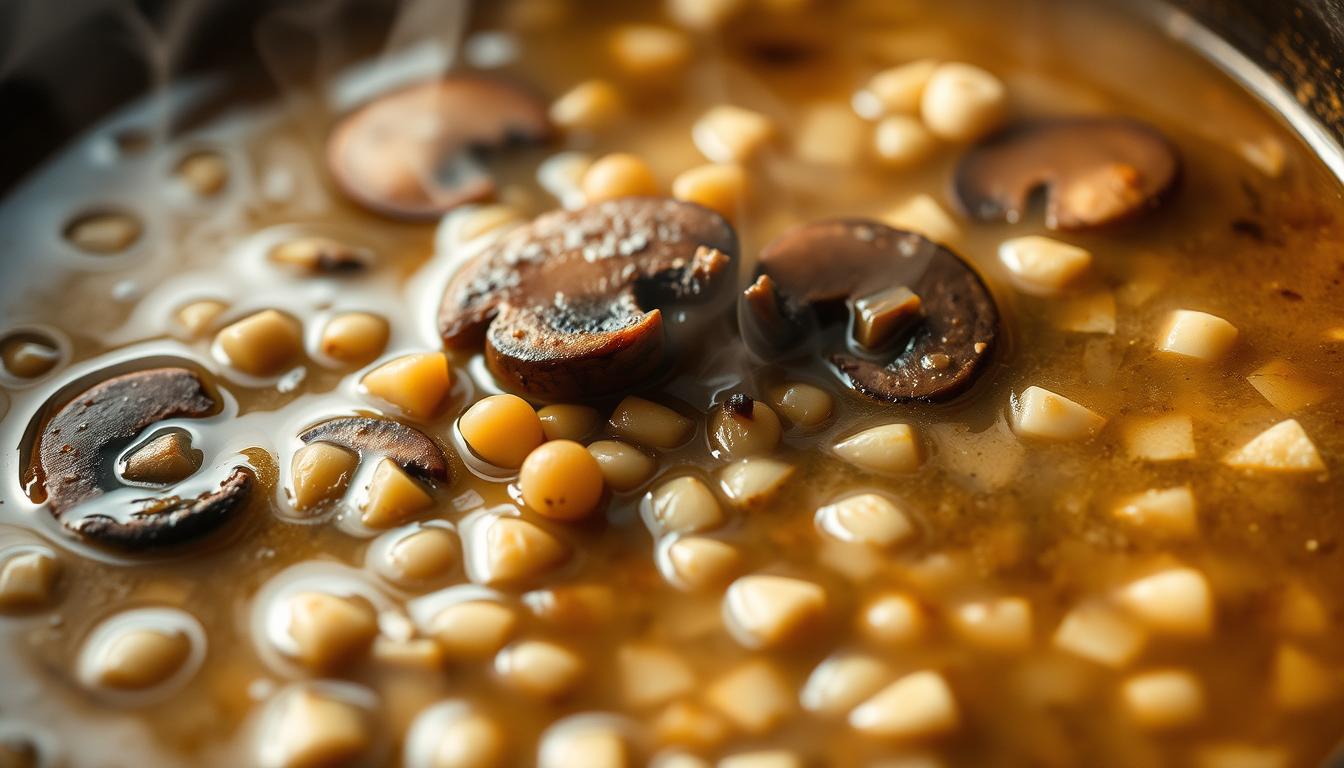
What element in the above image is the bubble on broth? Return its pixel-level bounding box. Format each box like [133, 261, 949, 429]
[173, 149, 231, 198]
[0, 720, 61, 768]
[63, 209, 144, 255]
[0, 541, 62, 612]
[0, 327, 66, 382]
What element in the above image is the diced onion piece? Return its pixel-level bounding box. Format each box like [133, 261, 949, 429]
[692, 105, 775, 164]
[704, 659, 795, 734]
[998, 236, 1091, 296]
[1223, 419, 1325, 473]
[1120, 669, 1205, 730]
[1271, 643, 1341, 711]
[834, 424, 922, 474]
[1010, 386, 1106, 441]
[849, 670, 960, 739]
[1156, 310, 1238, 362]
[947, 597, 1033, 653]
[1111, 487, 1198, 538]
[1052, 603, 1147, 668]
[723, 574, 827, 649]
[1116, 567, 1213, 638]
[1246, 359, 1330, 413]
[800, 653, 891, 717]
[881, 194, 961, 245]
[719, 457, 795, 508]
[1121, 414, 1196, 462]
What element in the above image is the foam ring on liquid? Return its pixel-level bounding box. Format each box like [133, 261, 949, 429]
[364, 519, 460, 591]
[0, 719, 61, 768]
[0, 324, 71, 388]
[75, 606, 207, 705]
[405, 583, 510, 636]
[249, 561, 398, 678]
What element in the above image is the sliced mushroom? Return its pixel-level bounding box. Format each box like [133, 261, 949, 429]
[326, 75, 552, 220]
[78, 470, 254, 549]
[33, 367, 254, 548]
[439, 197, 739, 399]
[298, 416, 449, 482]
[953, 117, 1181, 230]
[748, 219, 998, 402]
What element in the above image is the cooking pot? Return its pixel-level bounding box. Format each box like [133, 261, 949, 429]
[0, 0, 1341, 764]
[1, 0, 1342, 194]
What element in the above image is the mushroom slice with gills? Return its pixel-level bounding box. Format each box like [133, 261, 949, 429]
[749, 219, 998, 403]
[298, 416, 450, 482]
[32, 367, 254, 549]
[953, 117, 1181, 230]
[439, 197, 739, 399]
[326, 75, 553, 220]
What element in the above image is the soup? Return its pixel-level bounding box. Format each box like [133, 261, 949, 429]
[1, 0, 1342, 766]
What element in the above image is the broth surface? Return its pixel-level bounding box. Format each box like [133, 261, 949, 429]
[1, 1, 1343, 766]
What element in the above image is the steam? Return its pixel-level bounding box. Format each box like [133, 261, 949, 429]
[0, 0, 206, 141]
[113, 0, 211, 147]
[383, 0, 472, 64]
[0, 0, 124, 80]
[253, 0, 473, 164]
[258, 0, 472, 110]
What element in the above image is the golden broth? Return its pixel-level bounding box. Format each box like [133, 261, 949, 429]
[0, 0, 1342, 766]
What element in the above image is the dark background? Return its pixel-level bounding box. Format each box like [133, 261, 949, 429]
[0, 0, 1341, 194]
[0, 0, 399, 195]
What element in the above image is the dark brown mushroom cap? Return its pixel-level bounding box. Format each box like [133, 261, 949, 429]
[34, 367, 252, 548]
[298, 416, 449, 482]
[73, 468, 255, 549]
[439, 197, 739, 399]
[952, 117, 1180, 230]
[753, 219, 998, 402]
[326, 75, 552, 220]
